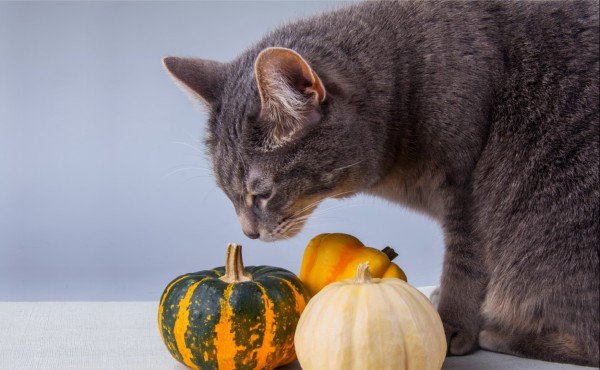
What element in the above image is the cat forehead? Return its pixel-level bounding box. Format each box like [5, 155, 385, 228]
[208, 134, 263, 184]
[207, 74, 260, 140]
[212, 145, 246, 195]
[221, 56, 259, 104]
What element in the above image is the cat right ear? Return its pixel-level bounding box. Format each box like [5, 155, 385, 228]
[254, 47, 327, 148]
[162, 56, 225, 107]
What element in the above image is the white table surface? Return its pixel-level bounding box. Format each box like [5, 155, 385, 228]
[0, 289, 596, 370]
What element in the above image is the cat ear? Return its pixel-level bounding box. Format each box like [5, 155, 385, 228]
[162, 56, 225, 106]
[254, 47, 326, 144]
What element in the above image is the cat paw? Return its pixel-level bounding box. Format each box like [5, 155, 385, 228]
[478, 329, 507, 353]
[443, 321, 478, 355]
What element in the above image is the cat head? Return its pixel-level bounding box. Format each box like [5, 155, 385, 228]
[163, 47, 377, 241]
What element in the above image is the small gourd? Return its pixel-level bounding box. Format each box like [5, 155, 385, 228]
[158, 243, 309, 370]
[294, 262, 446, 370]
[299, 233, 407, 296]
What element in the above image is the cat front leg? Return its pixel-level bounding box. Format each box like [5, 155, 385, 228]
[436, 196, 487, 355]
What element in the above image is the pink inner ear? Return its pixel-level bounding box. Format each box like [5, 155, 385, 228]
[279, 54, 326, 104]
[308, 70, 326, 104]
[274, 55, 315, 90]
[254, 47, 327, 149]
[256, 47, 326, 106]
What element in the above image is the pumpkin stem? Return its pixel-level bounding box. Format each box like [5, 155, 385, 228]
[381, 246, 398, 261]
[219, 243, 253, 283]
[355, 262, 373, 284]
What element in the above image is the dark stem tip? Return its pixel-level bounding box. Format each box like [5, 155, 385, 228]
[381, 246, 398, 261]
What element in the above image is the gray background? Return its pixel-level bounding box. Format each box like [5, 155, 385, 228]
[0, 1, 443, 301]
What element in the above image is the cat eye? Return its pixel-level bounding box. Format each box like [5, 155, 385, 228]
[252, 191, 272, 211]
[254, 191, 272, 203]
[255, 191, 272, 201]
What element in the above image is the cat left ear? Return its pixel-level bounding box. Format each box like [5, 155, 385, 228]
[162, 56, 225, 107]
[255, 47, 326, 147]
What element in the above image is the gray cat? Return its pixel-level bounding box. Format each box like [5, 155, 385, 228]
[162, 0, 599, 366]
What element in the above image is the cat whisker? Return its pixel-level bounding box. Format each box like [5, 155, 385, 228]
[285, 221, 321, 236]
[181, 174, 213, 185]
[278, 202, 361, 237]
[163, 166, 211, 179]
[287, 190, 357, 219]
[287, 203, 319, 220]
[170, 140, 205, 154]
[332, 160, 365, 172]
[311, 202, 361, 215]
[183, 129, 204, 147]
[291, 211, 350, 226]
[319, 190, 358, 203]
[289, 200, 346, 220]
[270, 193, 362, 239]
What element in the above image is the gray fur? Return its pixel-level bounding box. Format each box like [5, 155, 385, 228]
[163, 0, 599, 366]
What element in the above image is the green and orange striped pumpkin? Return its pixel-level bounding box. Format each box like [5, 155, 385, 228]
[158, 243, 310, 370]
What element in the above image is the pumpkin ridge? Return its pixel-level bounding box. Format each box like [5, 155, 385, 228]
[158, 274, 190, 347]
[298, 234, 326, 280]
[261, 278, 304, 368]
[378, 283, 409, 369]
[324, 247, 362, 286]
[248, 265, 275, 275]
[213, 283, 238, 368]
[395, 282, 444, 369]
[173, 277, 209, 369]
[273, 276, 308, 317]
[186, 278, 225, 370]
[160, 274, 217, 365]
[391, 283, 427, 368]
[333, 285, 358, 369]
[254, 282, 277, 369]
[229, 282, 266, 369]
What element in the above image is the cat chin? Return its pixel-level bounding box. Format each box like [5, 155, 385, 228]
[259, 234, 286, 243]
[260, 220, 306, 242]
[260, 229, 302, 243]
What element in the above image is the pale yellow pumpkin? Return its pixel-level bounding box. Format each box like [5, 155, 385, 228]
[294, 262, 446, 370]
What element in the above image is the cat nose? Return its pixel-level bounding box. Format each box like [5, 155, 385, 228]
[238, 211, 260, 239]
[243, 230, 260, 239]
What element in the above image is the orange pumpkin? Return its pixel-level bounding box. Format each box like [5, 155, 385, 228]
[299, 233, 407, 296]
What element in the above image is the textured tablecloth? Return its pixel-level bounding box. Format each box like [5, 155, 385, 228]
[0, 296, 596, 370]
